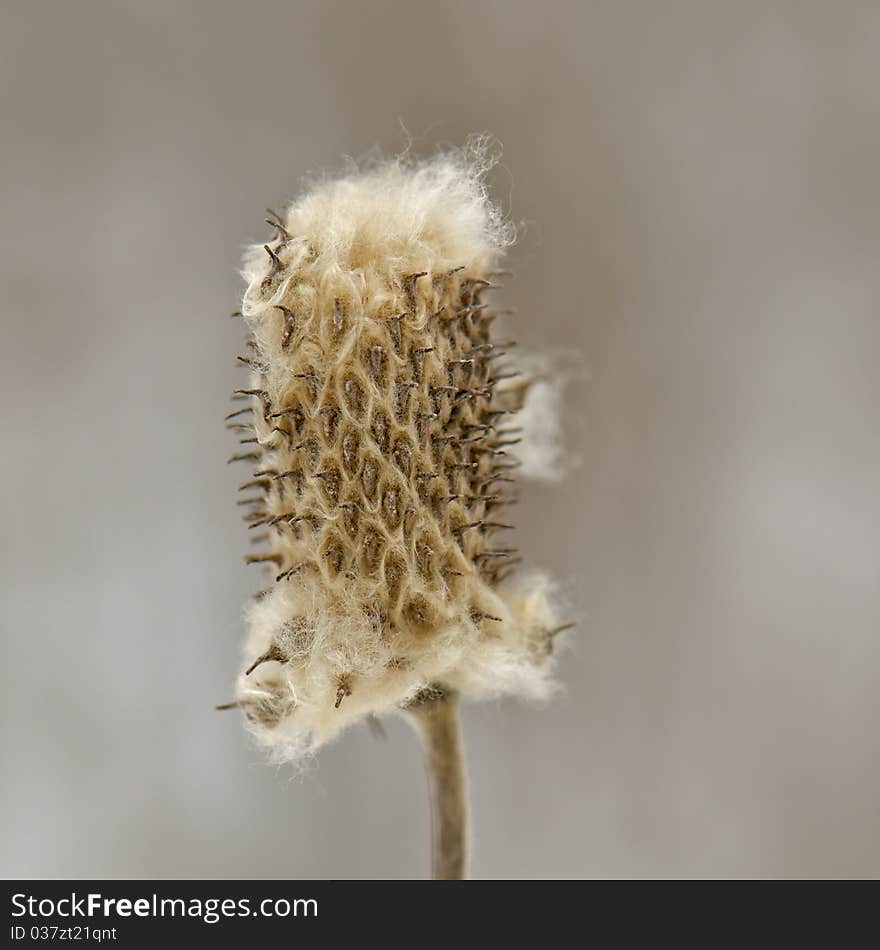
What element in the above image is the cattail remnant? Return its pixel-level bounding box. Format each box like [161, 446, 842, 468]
[227, 145, 565, 878]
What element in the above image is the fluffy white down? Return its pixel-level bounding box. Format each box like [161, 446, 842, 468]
[233, 146, 564, 761]
[241, 143, 514, 296]
[236, 571, 560, 762]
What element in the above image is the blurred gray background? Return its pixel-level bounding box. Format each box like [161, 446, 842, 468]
[2, 1, 878, 879]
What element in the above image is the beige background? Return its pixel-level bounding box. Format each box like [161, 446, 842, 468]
[2, 1, 878, 878]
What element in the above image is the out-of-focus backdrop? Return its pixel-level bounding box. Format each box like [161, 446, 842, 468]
[2, 1, 878, 879]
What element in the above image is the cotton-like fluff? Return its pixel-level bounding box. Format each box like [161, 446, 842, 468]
[228, 147, 564, 761]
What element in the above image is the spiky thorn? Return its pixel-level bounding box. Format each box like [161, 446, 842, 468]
[441, 567, 465, 584]
[548, 622, 576, 640]
[395, 380, 418, 414]
[458, 493, 502, 505]
[264, 511, 301, 528]
[474, 549, 517, 563]
[437, 434, 484, 449]
[264, 211, 291, 242]
[276, 563, 305, 583]
[411, 346, 435, 383]
[452, 304, 488, 328]
[245, 643, 286, 676]
[490, 460, 522, 474]
[238, 478, 269, 491]
[236, 496, 264, 507]
[335, 675, 353, 709]
[265, 207, 286, 229]
[232, 387, 270, 403]
[469, 609, 503, 624]
[263, 243, 283, 272]
[244, 552, 281, 567]
[448, 462, 479, 474]
[477, 473, 516, 487]
[386, 313, 404, 352]
[461, 278, 491, 304]
[227, 452, 260, 464]
[404, 272, 428, 308]
[274, 305, 297, 349]
[487, 371, 523, 385]
[225, 406, 253, 421]
[471, 446, 510, 459]
[271, 466, 305, 482]
[268, 427, 300, 449]
[215, 701, 240, 711]
[269, 406, 308, 421]
[453, 387, 492, 404]
[484, 495, 519, 512]
[238, 478, 270, 492]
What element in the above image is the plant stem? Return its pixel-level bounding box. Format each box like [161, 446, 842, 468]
[408, 692, 469, 880]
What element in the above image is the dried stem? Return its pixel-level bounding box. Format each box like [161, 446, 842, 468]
[407, 691, 469, 880]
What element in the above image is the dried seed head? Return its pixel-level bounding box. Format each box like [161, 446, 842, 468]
[230, 146, 565, 761]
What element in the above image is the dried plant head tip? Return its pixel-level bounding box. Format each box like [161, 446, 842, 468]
[229, 145, 565, 761]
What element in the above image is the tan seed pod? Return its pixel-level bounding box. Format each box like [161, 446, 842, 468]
[229, 148, 564, 763]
